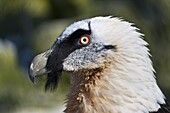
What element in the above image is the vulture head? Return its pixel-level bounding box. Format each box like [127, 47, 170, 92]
[29, 16, 169, 113]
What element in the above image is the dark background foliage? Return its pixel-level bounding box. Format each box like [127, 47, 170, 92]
[0, 0, 170, 112]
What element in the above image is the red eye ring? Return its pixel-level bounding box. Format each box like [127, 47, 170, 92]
[79, 34, 91, 45]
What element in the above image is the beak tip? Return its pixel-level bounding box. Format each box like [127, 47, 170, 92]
[28, 68, 37, 84]
[29, 75, 35, 84]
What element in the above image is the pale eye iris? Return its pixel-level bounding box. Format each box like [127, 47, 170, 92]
[81, 37, 88, 44]
[80, 35, 90, 45]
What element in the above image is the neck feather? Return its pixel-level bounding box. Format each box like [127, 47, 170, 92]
[65, 62, 165, 113]
[64, 67, 108, 113]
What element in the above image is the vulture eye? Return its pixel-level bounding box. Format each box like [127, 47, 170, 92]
[79, 34, 91, 45]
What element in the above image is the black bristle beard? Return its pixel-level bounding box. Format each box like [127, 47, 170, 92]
[45, 69, 62, 91]
[45, 45, 64, 91]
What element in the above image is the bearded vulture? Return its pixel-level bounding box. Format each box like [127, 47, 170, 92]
[29, 16, 170, 113]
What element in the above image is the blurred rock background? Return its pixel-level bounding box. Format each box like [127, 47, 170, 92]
[0, 0, 170, 113]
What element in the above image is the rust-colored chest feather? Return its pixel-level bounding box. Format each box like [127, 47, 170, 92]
[64, 67, 114, 113]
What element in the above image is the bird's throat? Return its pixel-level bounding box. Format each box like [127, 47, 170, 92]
[64, 67, 113, 113]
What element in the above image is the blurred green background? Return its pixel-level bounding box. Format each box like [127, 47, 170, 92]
[0, 0, 170, 113]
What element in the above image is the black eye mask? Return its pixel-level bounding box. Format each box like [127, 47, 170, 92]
[45, 29, 91, 91]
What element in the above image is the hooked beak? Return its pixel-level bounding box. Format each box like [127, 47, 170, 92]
[29, 49, 52, 84]
[29, 36, 78, 90]
[29, 44, 64, 91]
